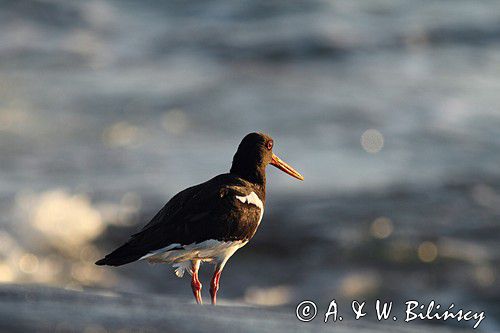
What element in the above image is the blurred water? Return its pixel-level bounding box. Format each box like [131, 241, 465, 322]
[1, 0, 500, 329]
[2, 0, 500, 197]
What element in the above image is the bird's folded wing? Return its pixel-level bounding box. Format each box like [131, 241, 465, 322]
[96, 174, 262, 266]
[120, 177, 255, 257]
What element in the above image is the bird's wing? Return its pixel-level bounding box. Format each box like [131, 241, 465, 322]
[138, 182, 205, 231]
[96, 175, 262, 266]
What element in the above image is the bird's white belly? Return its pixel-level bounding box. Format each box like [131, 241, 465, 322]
[143, 239, 247, 264]
[143, 239, 247, 277]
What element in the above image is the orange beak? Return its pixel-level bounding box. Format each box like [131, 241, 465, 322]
[270, 153, 304, 181]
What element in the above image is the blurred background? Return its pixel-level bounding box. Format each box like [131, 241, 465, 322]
[0, 0, 499, 330]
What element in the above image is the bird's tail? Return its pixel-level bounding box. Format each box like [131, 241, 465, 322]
[95, 242, 145, 266]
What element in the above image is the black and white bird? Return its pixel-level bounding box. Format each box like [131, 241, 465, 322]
[96, 132, 303, 304]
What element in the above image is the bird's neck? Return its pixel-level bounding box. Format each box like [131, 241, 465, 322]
[230, 163, 267, 187]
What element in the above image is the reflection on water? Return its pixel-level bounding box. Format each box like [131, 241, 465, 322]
[0, 188, 140, 288]
[0, 0, 499, 328]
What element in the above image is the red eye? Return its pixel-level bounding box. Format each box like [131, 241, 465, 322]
[266, 140, 273, 150]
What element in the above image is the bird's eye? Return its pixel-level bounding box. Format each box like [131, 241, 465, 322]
[266, 140, 273, 150]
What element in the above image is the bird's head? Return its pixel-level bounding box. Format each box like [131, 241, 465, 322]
[230, 132, 304, 184]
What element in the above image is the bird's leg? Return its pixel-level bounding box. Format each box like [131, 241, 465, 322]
[190, 260, 202, 304]
[210, 263, 223, 305]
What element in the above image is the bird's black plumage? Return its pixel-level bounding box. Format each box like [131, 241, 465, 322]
[96, 133, 272, 266]
[96, 174, 264, 266]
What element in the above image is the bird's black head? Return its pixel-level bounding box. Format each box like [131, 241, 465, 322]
[230, 132, 303, 185]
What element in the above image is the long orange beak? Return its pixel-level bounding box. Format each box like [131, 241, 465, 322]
[270, 153, 304, 181]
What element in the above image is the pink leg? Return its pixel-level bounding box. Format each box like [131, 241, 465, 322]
[210, 265, 223, 305]
[190, 260, 202, 304]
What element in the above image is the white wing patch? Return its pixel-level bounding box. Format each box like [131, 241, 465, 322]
[235, 191, 264, 224]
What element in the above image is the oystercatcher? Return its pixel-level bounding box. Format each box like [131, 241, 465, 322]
[96, 132, 303, 304]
